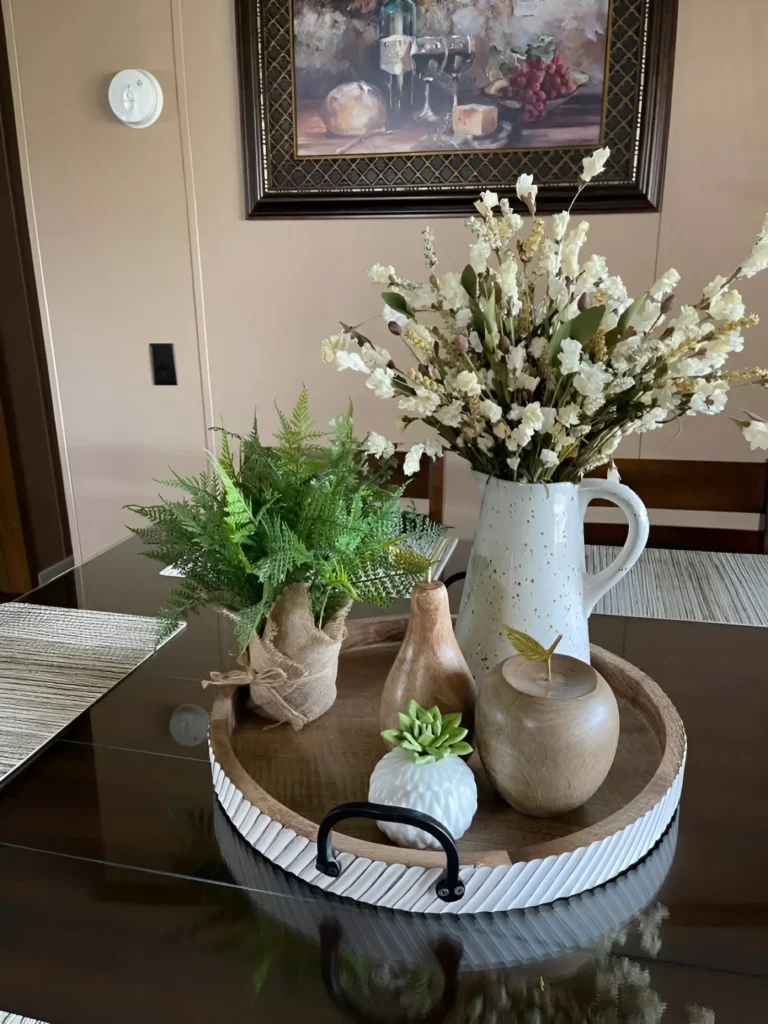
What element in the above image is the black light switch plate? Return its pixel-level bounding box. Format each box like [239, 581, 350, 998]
[150, 343, 177, 386]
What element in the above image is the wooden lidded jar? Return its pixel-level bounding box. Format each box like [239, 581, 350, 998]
[475, 653, 619, 817]
[380, 581, 476, 742]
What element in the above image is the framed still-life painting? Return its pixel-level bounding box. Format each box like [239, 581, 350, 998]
[236, 0, 677, 217]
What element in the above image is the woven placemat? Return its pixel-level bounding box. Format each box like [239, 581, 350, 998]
[589, 546, 768, 627]
[1, 1011, 49, 1022]
[0, 603, 182, 785]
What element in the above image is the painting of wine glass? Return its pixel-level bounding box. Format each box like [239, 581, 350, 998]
[292, 0, 610, 157]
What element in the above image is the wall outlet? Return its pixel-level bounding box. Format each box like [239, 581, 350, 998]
[150, 343, 177, 385]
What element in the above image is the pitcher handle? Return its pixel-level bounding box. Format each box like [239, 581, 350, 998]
[579, 478, 649, 615]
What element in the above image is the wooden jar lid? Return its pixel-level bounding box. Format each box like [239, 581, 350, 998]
[502, 653, 600, 700]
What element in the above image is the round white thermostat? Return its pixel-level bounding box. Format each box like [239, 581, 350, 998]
[108, 69, 163, 128]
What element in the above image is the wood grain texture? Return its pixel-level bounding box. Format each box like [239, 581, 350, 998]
[587, 458, 768, 553]
[386, 452, 445, 524]
[589, 458, 768, 513]
[586, 522, 766, 554]
[209, 617, 686, 911]
[379, 582, 476, 743]
[476, 655, 620, 817]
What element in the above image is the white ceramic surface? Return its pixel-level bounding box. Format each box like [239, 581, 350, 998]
[367, 747, 478, 851]
[455, 478, 649, 677]
[210, 740, 684, 914]
[215, 797, 680, 969]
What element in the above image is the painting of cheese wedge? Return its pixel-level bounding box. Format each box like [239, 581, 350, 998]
[293, 0, 609, 157]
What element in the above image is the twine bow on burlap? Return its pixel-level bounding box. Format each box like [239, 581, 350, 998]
[201, 583, 350, 731]
[203, 663, 308, 730]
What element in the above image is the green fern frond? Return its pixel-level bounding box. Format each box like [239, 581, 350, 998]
[253, 516, 312, 588]
[208, 454, 256, 539]
[274, 385, 325, 454]
[128, 388, 444, 644]
[234, 603, 269, 651]
[216, 424, 240, 479]
[388, 546, 434, 577]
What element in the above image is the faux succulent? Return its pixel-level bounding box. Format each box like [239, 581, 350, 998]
[381, 700, 472, 765]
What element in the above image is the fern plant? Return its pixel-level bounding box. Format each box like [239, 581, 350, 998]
[128, 387, 443, 647]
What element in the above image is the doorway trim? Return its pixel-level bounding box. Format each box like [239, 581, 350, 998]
[0, 0, 74, 585]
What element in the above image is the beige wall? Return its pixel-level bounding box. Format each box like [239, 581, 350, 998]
[3, 0, 768, 559]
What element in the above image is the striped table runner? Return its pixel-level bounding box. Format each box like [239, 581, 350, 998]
[0, 604, 182, 784]
[588, 546, 768, 626]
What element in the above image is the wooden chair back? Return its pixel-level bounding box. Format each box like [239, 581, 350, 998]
[389, 452, 445, 524]
[585, 458, 768, 553]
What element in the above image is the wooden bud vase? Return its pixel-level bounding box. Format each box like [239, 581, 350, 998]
[380, 581, 477, 742]
[476, 653, 619, 817]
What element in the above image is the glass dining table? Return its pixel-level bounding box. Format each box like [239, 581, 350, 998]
[0, 537, 766, 1023]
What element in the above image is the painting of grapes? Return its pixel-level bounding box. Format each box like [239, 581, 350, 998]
[293, 0, 610, 157]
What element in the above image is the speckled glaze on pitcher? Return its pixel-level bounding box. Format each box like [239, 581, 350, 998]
[455, 478, 649, 679]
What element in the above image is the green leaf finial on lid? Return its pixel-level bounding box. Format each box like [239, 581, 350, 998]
[504, 626, 563, 683]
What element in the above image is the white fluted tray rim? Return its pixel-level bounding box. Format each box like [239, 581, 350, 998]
[213, 795, 679, 970]
[208, 621, 686, 915]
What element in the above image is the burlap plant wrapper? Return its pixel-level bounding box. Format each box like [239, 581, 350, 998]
[203, 583, 350, 730]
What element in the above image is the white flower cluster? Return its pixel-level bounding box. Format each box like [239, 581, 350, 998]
[322, 152, 768, 482]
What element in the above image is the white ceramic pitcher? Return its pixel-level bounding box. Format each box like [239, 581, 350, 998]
[454, 477, 650, 679]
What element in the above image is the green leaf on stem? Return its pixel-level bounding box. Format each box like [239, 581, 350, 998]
[461, 264, 477, 299]
[605, 295, 646, 350]
[550, 305, 606, 361]
[567, 304, 606, 344]
[483, 292, 497, 344]
[547, 319, 570, 362]
[381, 291, 415, 319]
[469, 297, 486, 337]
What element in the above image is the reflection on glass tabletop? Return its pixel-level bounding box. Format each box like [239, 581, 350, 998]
[1, 537, 767, 1022]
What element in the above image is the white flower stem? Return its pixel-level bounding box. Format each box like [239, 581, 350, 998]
[566, 182, 587, 216]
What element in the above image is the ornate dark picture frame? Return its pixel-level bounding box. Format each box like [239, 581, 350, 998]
[236, 0, 677, 218]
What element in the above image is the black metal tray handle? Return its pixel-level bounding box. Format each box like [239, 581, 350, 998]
[315, 800, 465, 903]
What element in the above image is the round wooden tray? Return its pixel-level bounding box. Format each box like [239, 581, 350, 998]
[209, 618, 686, 915]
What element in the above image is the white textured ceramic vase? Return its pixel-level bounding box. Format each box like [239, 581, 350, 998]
[455, 477, 649, 679]
[368, 747, 478, 851]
